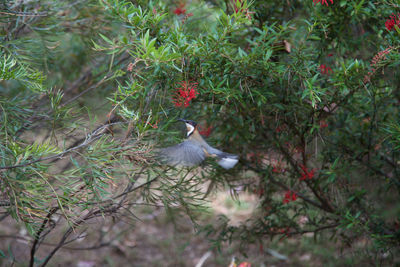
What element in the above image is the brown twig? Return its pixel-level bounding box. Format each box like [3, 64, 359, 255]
[29, 208, 58, 267]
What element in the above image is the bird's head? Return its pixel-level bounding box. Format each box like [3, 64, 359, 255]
[178, 118, 197, 137]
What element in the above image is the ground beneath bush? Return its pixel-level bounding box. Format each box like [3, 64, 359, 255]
[0, 188, 383, 267]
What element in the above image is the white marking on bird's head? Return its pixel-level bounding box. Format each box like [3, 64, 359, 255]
[186, 123, 195, 136]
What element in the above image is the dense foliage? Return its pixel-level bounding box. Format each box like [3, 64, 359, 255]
[1, 0, 399, 265]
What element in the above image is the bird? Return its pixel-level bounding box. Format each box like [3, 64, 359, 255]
[159, 119, 239, 169]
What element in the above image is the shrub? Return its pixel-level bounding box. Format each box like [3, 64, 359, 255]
[0, 0, 399, 265]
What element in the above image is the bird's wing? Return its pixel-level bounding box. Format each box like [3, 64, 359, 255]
[159, 140, 206, 167]
[204, 144, 238, 159]
[203, 144, 239, 169]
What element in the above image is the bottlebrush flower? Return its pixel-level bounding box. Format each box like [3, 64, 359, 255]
[299, 164, 316, 181]
[272, 166, 280, 173]
[385, 13, 400, 31]
[363, 47, 393, 83]
[283, 190, 297, 204]
[198, 124, 212, 137]
[172, 81, 199, 108]
[319, 64, 333, 75]
[173, 3, 186, 15]
[313, 0, 333, 6]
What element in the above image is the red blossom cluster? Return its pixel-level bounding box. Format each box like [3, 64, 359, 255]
[172, 81, 199, 107]
[173, 3, 186, 15]
[272, 165, 282, 173]
[283, 190, 297, 204]
[385, 13, 400, 31]
[319, 64, 333, 75]
[173, 3, 193, 18]
[363, 47, 393, 83]
[299, 164, 316, 181]
[237, 262, 251, 267]
[313, 0, 333, 6]
[279, 227, 291, 235]
[198, 124, 212, 137]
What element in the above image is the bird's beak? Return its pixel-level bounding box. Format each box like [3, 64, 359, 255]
[177, 118, 187, 123]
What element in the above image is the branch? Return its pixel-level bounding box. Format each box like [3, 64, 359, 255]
[244, 161, 333, 213]
[0, 122, 121, 170]
[29, 208, 59, 267]
[0, 10, 47, 17]
[39, 203, 125, 267]
[279, 118, 335, 212]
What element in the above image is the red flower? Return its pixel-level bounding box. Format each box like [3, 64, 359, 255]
[319, 64, 333, 75]
[327, 53, 333, 57]
[283, 190, 297, 204]
[172, 81, 199, 108]
[313, 0, 333, 6]
[299, 164, 316, 181]
[198, 124, 212, 137]
[173, 4, 186, 15]
[363, 47, 393, 83]
[238, 262, 251, 267]
[385, 13, 400, 31]
[272, 166, 280, 173]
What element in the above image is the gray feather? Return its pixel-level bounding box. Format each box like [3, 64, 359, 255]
[202, 143, 239, 169]
[159, 140, 206, 167]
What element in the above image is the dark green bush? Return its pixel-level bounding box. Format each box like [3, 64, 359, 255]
[1, 0, 399, 265]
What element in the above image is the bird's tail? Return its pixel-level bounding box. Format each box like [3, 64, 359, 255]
[217, 153, 239, 169]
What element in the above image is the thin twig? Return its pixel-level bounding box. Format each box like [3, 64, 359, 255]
[29, 208, 58, 267]
[0, 11, 47, 17]
[0, 122, 120, 170]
